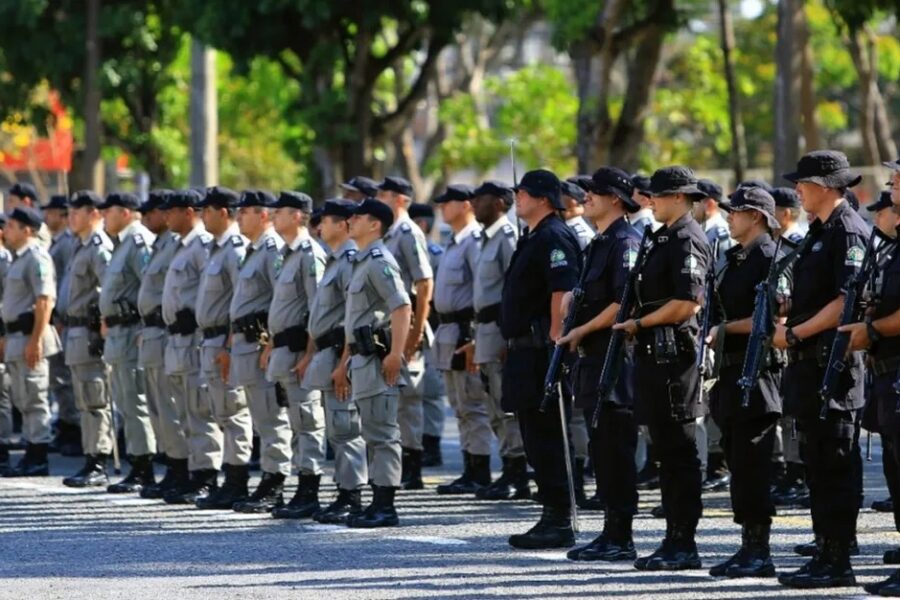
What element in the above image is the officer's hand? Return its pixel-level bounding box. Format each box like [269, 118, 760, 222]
[0, 338, 5, 362]
[612, 319, 638, 338]
[100, 321, 109, 339]
[404, 329, 423, 361]
[838, 322, 870, 351]
[293, 353, 312, 380]
[772, 324, 788, 349]
[259, 344, 271, 371]
[705, 325, 719, 347]
[454, 341, 477, 374]
[556, 326, 584, 352]
[25, 336, 42, 370]
[215, 350, 231, 383]
[332, 361, 350, 402]
[383, 351, 402, 386]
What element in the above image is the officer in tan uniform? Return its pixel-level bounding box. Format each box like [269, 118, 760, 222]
[337, 198, 411, 528]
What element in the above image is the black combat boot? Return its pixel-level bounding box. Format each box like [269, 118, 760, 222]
[422, 434, 443, 467]
[272, 473, 321, 519]
[476, 455, 531, 501]
[107, 454, 155, 493]
[233, 471, 285, 513]
[248, 435, 261, 471]
[885, 548, 900, 565]
[778, 537, 855, 588]
[163, 468, 218, 504]
[795, 534, 859, 557]
[773, 462, 808, 505]
[347, 485, 399, 528]
[710, 522, 775, 577]
[63, 454, 109, 488]
[508, 504, 576, 550]
[57, 422, 84, 457]
[567, 510, 636, 561]
[864, 568, 900, 595]
[314, 488, 364, 524]
[4, 442, 50, 477]
[702, 452, 731, 492]
[635, 521, 701, 571]
[873, 497, 894, 513]
[400, 448, 424, 490]
[141, 457, 189, 499]
[437, 451, 486, 495]
[196, 464, 250, 510]
[573, 458, 586, 505]
[0, 445, 9, 476]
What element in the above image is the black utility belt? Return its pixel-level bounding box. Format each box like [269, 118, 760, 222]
[635, 326, 695, 364]
[872, 356, 900, 377]
[314, 328, 345, 352]
[202, 325, 230, 340]
[142, 307, 166, 329]
[273, 325, 309, 352]
[507, 335, 550, 350]
[104, 313, 141, 328]
[231, 311, 269, 343]
[4, 312, 35, 335]
[350, 325, 390, 358]
[475, 304, 500, 324]
[167, 308, 197, 336]
[437, 307, 474, 326]
[67, 316, 98, 330]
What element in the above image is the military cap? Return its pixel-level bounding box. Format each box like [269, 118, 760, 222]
[140, 189, 171, 213]
[631, 174, 651, 193]
[567, 175, 593, 193]
[45, 194, 69, 210]
[560, 180, 586, 204]
[166, 189, 202, 209]
[69, 190, 103, 208]
[736, 179, 774, 194]
[515, 169, 563, 209]
[0, 213, 6, 227]
[721, 186, 779, 230]
[353, 198, 394, 230]
[641, 166, 705, 200]
[340, 176, 380, 197]
[697, 179, 724, 203]
[274, 190, 313, 213]
[237, 189, 276, 209]
[473, 180, 514, 206]
[100, 191, 141, 210]
[200, 186, 240, 209]
[8, 182, 38, 202]
[321, 199, 356, 220]
[782, 150, 861, 188]
[434, 184, 475, 204]
[882, 157, 900, 171]
[771, 187, 801, 209]
[590, 167, 638, 212]
[310, 208, 323, 228]
[9, 206, 44, 229]
[408, 203, 435, 219]
[866, 190, 894, 213]
[378, 176, 414, 198]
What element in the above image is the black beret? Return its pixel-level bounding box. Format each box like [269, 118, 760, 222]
[515, 169, 563, 209]
[237, 189, 276, 209]
[560, 180, 586, 204]
[783, 150, 861, 188]
[408, 203, 435, 220]
[45, 194, 69, 210]
[340, 176, 380, 197]
[721, 187, 779, 230]
[321, 199, 357, 220]
[434, 184, 475, 204]
[200, 186, 240, 209]
[353, 198, 394, 230]
[166, 189, 202, 209]
[100, 191, 141, 210]
[274, 190, 313, 212]
[590, 167, 638, 212]
[642, 166, 705, 200]
[69, 190, 103, 208]
[697, 179, 723, 202]
[8, 182, 38, 201]
[9, 206, 44, 229]
[378, 176, 414, 198]
[867, 190, 894, 213]
[473, 180, 514, 206]
[770, 187, 800, 209]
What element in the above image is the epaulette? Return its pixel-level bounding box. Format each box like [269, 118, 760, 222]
[716, 227, 730, 241]
[675, 228, 692, 239]
[502, 223, 515, 237]
[199, 232, 214, 245]
[300, 239, 312, 251]
[761, 243, 776, 258]
[265, 237, 277, 250]
[428, 243, 443, 256]
[91, 233, 103, 246]
[343, 248, 357, 261]
[471, 230, 482, 240]
[370, 247, 383, 258]
[400, 222, 412, 233]
[231, 235, 244, 247]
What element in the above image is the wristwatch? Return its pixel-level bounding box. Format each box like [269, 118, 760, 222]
[634, 318, 643, 332]
[866, 318, 882, 346]
[785, 327, 801, 348]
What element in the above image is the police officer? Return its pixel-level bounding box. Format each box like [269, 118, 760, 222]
[628, 175, 660, 234]
[44, 194, 80, 457]
[160, 189, 218, 504]
[340, 176, 380, 203]
[838, 195, 900, 596]
[229, 190, 292, 513]
[431, 184, 493, 494]
[304, 199, 368, 524]
[773, 187, 806, 244]
[0, 215, 12, 475]
[136, 190, 190, 500]
[502, 169, 581, 550]
[705, 187, 786, 578]
[469, 181, 530, 502]
[62, 191, 115, 488]
[773, 151, 869, 588]
[1, 207, 60, 477]
[5, 182, 51, 248]
[191, 186, 253, 510]
[99, 191, 157, 493]
[562, 167, 642, 563]
[264, 191, 328, 519]
[408, 201, 447, 468]
[377, 176, 433, 489]
[338, 198, 412, 528]
[614, 166, 713, 570]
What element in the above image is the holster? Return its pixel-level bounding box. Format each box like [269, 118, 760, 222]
[351, 325, 391, 359]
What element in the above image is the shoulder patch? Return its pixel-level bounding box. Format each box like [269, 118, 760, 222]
[503, 223, 515, 237]
[231, 235, 244, 247]
[845, 245, 865, 268]
[761, 243, 776, 259]
[681, 254, 703, 275]
[428, 243, 443, 256]
[471, 230, 482, 241]
[370, 247, 383, 258]
[265, 237, 277, 250]
[199, 232, 214, 245]
[400, 222, 412, 233]
[133, 233, 145, 247]
[549, 248, 568, 269]
[623, 248, 639, 269]
[91, 234, 103, 246]
[300, 239, 312, 251]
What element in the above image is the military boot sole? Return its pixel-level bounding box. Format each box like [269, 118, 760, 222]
[63, 475, 108, 488]
[569, 545, 636, 562]
[778, 572, 856, 589]
[4, 464, 50, 477]
[508, 530, 576, 550]
[436, 483, 482, 495]
[864, 579, 900, 595]
[725, 562, 776, 578]
[195, 496, 248, 510]
[107, 480, 152, 494]
[314, 508, 360, 525]
[346, 513, 400, 528]
[164, 491, 211, 505]
[638, 555, 702, 571]
[233, 500, 284, 514]
[272, 502, 320, 519]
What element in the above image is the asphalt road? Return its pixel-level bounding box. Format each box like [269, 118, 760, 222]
[1, 424, 896, 600]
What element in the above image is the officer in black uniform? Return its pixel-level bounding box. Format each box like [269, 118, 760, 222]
[772, 150, 869, 589]
[613, 166, 713, 571]
[501, 169, 581, 550]
[561, 167, 641, 563]
[705, 186, 785, 578]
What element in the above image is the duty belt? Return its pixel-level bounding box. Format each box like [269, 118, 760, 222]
[142, 307, 166, 329]
[437, 307, 474, 326]
[718, 351, 748, 369]
[167, 308, 198, 336]
[202, 325, 230, 340]
[231, 311, 268, 342]
[314, 328, 344, 352]
[67, 316, 94, 329]
[3, 312, 34, 335]
[273, 324, 309, 352]
[105, 313, 141, 328]
[506, 335, 549, 350]
[872, 356, 900, 376]
[475, 303, 500, 324]
[787, 347, 819, 364]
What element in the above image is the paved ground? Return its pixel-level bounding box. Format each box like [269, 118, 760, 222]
[1, 424, 897, 600]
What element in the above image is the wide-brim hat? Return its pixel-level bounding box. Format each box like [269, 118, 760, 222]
[589, 167, 639, 213]
[640, 166, 706, 200]
[783, 150, 861, 188]
[720, 186, 780, 230]
[514, 169, 563, 209]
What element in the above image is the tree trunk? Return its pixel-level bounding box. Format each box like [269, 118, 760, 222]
[847, 27, 879, 166]
[773, 0, 803, 184]
[190, 39, 218, 188]
[77, 0, 103, 193]
[797, 10, 820, 151]
[717, 0, 747, 182]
